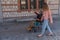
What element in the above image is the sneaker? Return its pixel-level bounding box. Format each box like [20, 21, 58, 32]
[48, 33, 53, 36]
[37, 34, 43, 38]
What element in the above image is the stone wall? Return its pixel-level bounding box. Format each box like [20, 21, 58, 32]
[1, 0, 18, 18]
[1, 0, 60, 18]
[0, 0, 3, 23]
[47, 0, 59, 14]
[58, 0, 60, 15]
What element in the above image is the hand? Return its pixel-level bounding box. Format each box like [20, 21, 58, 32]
[50, 21, 53, 24]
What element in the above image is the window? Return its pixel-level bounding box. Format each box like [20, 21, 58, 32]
[18, 0, 45, 12]
[20, 0, 28, 10]
[39, 0, 44, 9]
[30, 0, 36, 9]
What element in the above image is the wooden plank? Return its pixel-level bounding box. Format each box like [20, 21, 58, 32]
[18, 0, 21, 12]
[36, 0, 39, 11]
[28, 0, 30, 12]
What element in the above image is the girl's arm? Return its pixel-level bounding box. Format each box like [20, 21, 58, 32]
[49, 10, 53, 23]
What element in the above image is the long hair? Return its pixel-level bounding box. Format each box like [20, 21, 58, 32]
[42, 3, 49, 11]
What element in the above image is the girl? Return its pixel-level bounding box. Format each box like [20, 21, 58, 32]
[37, 3, 53, 37]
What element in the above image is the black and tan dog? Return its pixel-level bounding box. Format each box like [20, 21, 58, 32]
[26, 24, 40, 32]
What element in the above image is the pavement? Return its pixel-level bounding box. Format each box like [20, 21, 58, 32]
[0, 17, 60, 40]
